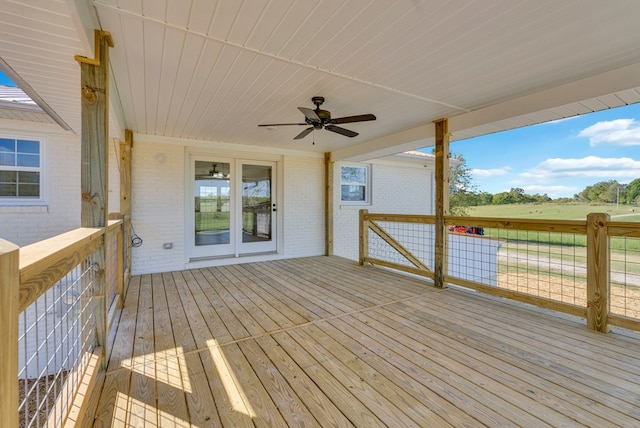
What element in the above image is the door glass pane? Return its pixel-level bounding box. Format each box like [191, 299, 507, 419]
[242, 164, 272, 243]
[195, 161, 230, 246]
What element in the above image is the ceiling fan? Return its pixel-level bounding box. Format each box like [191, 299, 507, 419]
[196, 163, 230, 180]
[258, 96, 376, 140]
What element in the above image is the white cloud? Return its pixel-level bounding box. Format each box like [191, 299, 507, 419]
[521, 185, 579, 198]
[471, 166, 511, 178]
[578, 118, 640, 146]
[520, 156, 640, 182]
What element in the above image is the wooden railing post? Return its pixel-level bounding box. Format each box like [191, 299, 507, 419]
[434, 118, 450, 289]
[325, 153, 334, 256]
[0, 239, 20, 428]
[587, 213, 610, 332]
[359, 209, 369, 265]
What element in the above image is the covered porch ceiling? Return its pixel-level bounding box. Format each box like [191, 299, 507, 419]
[1, 0, 640, 161]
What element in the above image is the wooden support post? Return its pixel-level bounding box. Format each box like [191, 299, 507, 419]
[77, 30, 113, 367]
[586, 213, 610, 332]
[359, 209, 369, 265]
[434, 118, 450, 288]
[120, 130, 133, 285]
[0, 239, 19, 428]
[325, 152, 334, 256]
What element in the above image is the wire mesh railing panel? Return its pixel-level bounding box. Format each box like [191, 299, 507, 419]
[368, 221, 435, 269]
[610, 236, 640, 319]
[448, 232, 503, 286]
[18, 261, 96, 428]
[478, 228, 587, 306]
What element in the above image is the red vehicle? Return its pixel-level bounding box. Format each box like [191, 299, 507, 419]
[449, 225, 484, 235]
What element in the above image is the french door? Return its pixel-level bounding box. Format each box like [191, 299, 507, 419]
[190, 156, 276, 259]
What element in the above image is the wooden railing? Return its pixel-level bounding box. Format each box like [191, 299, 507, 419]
[360, 210, 640, 334]
[0, 217, 130, 427]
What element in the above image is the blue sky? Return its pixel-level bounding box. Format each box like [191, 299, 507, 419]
[421, 102, 640, 199]
[0, 70, 16, 86]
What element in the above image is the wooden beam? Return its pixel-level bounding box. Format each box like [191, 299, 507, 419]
[120, 129, 133, 215]
[586, 213, 610, 332]
[434, 119, 450, 288]
[77, 29, 112, 367]
[0, 239, 19, 428]
[325, 152, 334, 256]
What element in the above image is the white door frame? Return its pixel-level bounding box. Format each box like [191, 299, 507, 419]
[187, 153, 280, 260]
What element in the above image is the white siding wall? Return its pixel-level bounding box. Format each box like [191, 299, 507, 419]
[333, 161, 434, 261]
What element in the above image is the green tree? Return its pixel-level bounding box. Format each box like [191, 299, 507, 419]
[626, 178, 640, 205]
[448, 153, 477, 216]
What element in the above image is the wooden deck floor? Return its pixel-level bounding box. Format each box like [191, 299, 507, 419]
[91, 256, 640, 427]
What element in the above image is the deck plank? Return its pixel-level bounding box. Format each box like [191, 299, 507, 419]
[154, 272, 191, 426]
[93, 256, 640, 427]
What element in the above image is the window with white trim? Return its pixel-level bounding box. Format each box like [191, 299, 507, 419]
[340, 164, 371, 205]
[0, 137, 42, 201]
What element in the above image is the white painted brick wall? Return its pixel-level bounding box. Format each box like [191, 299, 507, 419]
[130, 144, 327, 274]
[0, 126, 80, 246]
[0, 130, 122, 247]
[130, 141, 185, 274]
[333, 161, 434, 261]
[282, 156, 325, 257]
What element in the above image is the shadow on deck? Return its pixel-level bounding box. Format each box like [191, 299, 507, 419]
[91, 256, 640, 427]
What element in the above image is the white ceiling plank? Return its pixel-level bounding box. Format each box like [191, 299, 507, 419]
[163, 32, 207, 136]
[118, 12, 147, 132]
[596, 93, 627, 109]
[155, 26, 187, 136]
[615, 89, 640, 105]
[206, 0, 242, 41]
[244, 0, 296, 51]
[142, 19, 166, 134]
[226, 0, 270, 46]
[141, 0, 166, 22]
[186, 0, 218, 34]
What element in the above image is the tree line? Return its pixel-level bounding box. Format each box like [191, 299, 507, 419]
[448, 153, 640, 215]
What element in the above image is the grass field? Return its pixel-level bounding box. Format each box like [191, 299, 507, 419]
[467, 202, 640, 221]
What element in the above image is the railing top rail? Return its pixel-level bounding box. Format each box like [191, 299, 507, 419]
[608, 221, 640, 238]
[447, 216, 587, 234]
[362, 211, 588, 234]
[18, 227, 104, 312]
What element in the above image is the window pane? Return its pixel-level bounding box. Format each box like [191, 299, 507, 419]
[17, 154, 39, 167]
[341, 166, 366, 184]
[18, 171, 39, 183]
[0, 170, 17, 183]
[17, 183, 39, 197]
[0, 183, 17, 196]
[341, 184, 365, 201]
[17, 140, 39, 154]
[0, 152, 15, 166]
[0, 138, 15, 152]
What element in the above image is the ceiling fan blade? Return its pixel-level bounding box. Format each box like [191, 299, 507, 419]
[258, 123, 307, 127]
[325, 125, 358, 138]
[294, 127, 314, 140]
[329, 114, 376, 124]
[298, 107, 320, 122]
